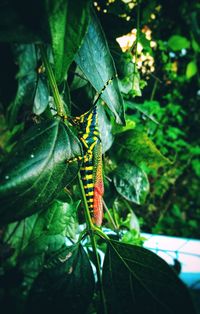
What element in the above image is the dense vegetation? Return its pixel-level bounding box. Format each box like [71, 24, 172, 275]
[0, 0, 199, 313]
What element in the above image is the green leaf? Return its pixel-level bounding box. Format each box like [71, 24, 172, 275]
[20, 234, 67, 290]
[33, 76, 49, 115]
[75, 10, 125, 125]
[113, 129, 170, 170]
[186, 61, 197, 79]
[27, 244, 95, 314]
[0, 119, 82, 224]
[98, 105, 114, 153]
[125, 100, 162, 124]
[113, 162, 149, 204]
[46, 0, 90, 83]
[4, 212, 67, 267]
[65, 201, 80, 240]
[7, 44, 37, 128]
[103, 240, 196, 314]
[168, 35, 190, 51]
[29, 200, 71, 240]
[113, 118, 136, 134]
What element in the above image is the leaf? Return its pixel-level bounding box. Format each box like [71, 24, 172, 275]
[113, 119, 136, 134]
[102, 240, 196, 314]
[27, 244, 95, 314]
[29, 200, 71, 240]
[7, 44, 37, 128]
[0, 119, 82, 224]
[4, 213, 67, 270]
[113, 129, 170, 170]
[125, 100, 162, 124]
[46, 0, 90, 83]
[168, 35, 190, 51]
[65, 201, 80, 240]
[75, 10, 125, 125]
[186, 61, 197, 79]
[113, 162, 149, 205]
[98, 105, 114, 153]
[20, 234, 67, 290]
[33, 76, 49, 115]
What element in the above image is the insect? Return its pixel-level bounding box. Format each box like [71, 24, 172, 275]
[68, 76, 116, 226]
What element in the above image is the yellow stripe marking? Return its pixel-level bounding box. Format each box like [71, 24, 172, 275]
[85, 112, 93, 138]
[84, 166, 93, 171]
[84, 183, 93, 189]
[87, 199, 94, 203]
[83, 174, 93, 180]
[86, 192, 94, 196]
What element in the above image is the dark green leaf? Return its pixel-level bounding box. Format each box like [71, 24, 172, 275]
[27, 244, 95, 314]
[75, 10, 125, 125]
[113, 129, 170, 170]
[0, 119, 82, 224]
[33, 76, 49, 115]
[46, 0, 90, 83]
[7, 44, 37, 128]
[20, 234, 67, 290]
[168, 35, 190, 51]
[113, 162, 149, 204]
[103, 240, 196, 314]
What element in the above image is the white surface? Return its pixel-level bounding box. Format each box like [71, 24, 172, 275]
[142, 233, 200, 289]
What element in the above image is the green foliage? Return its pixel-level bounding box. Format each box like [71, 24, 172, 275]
[0, 0, 199, 313]
[0, 119, 82, 224]
[113, 162, 149, 204]
[27, 243, 95, 314]
[186, 60, 198, 79]
[46, 0, 91, 83]
[168, 35, 190, 51]
[103, 240, 195, 314]
[75, 10, 125, 124]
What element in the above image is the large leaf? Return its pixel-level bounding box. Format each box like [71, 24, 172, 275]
[113, 129, 170, 170]
[4, 202, 68, 259]
[0, 119, 82, 224]
[103, 240, 196, 314]
[7, 44, 37, 128]
[46, 0, 90, 83]
[65, 201, 80, 241]
[26, 244, 95, 314]
[75, 10, 125, 125]
[27, 200, 71, 240]
[113, 162, 149, 205]
[98, 104, 114, 153]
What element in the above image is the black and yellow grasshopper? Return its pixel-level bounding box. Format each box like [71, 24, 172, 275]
[67, 77, 116, 226]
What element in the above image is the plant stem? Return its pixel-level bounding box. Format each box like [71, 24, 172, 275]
[132, 0, 140, 90]
[150, 79, 158, 101]
[39, 45, 66, 117]
[102, 198, 118, 231]
[77, 173, 107, 314]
